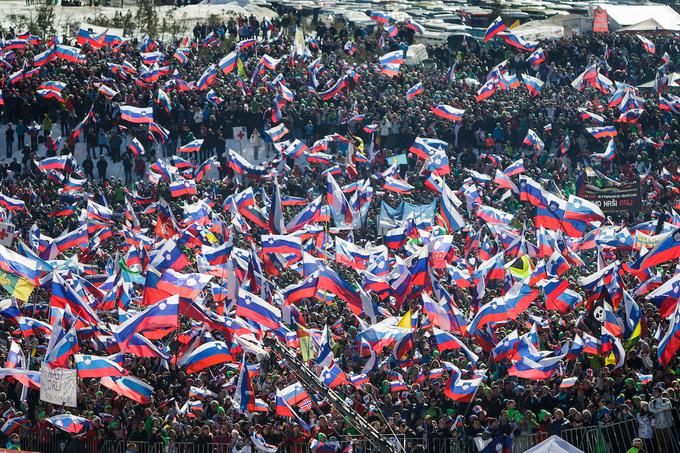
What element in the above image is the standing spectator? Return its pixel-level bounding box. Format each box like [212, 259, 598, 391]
[98, 128, 109, 158]
[636, 402, 654, 453]
[86, 127, 97, 159]
[5, 123, 14, 158]
[41, 113, 52, 141]
[123, 152, 133, 185]
[82, 155, 94, 179]
[16, 120, 25, 151]
[650, 386, 674, 451]
[97, 155, 108, 182]
[109, 129, 122, 162]
[134, 156, 146, 181]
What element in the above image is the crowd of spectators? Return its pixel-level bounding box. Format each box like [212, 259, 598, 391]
[0, 8, 676, 453]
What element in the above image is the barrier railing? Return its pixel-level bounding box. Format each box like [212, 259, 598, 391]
[13, 410, 680, 453]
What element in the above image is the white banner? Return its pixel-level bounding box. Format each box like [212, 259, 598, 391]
[0, 223, 15, 247]
[40, 364, 77, 407]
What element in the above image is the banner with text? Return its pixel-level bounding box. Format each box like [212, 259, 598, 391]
[583, 181, 640, 215]
[593, 7, 609, 33]
[40, 364, 77, 407]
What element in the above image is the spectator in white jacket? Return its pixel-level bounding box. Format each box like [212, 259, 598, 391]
[636, 402, 654, 453]
[649, 387, 674, 452]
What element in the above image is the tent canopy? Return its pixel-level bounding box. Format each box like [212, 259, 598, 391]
[638, 72, 680, 89]
[618, 18, 680, 32]
[598, 4, 680, 30]
[525, 435, 585, 453]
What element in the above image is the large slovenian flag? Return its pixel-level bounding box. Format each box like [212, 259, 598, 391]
[431, 104, 465, 121]
[504, 158, 525, 176]
[476, 79, 496, 102]
[0, 244, 42, 284]
[370, 11, 392, 24]
[236, 288, 281, 330]
[74, 354, 127, 378]
[637, 34, 655, 54]
[266, 123, 289, 142]
[154, 269, 212, 301]
[444, 371, 484, 402]
[113, 295, 179, 349]
[326, 173, 354, 225]
[98, 84, 119, 100]
[518, 175, 548, 208]
[527, 48, 545, 66]
[234, 357, 256, 412]
[177, 139, 204, 153]
[120, 105, 153, 124]
[0, 193, 26, 211]
[128, 137, 145, 157]
[467, 298, 508, 334]
[592, 139, 616, 161]
[379, 50, 405, 66]
[484, 16, 507, 42]
[219, 51, 238, 74]
[100, 375, 154, 404]
[46, 415, 92, 435]
[286, 195, 322, 232]
[564, 195, 605, 223]
[382, 176, 414, 194]
[523, 74, 544, 95]
[54, 45, 83, 63]
[659, 301, 680, 365]
[197, 64, 217, 90]
[508, 354, 564, 380]
[178, 341, 234, 374]
[498, 31, 538, 52]
[499, 31, 537, 52]
[262, 234, 302, 257]
[405, 18, 425, 34]
[439, 185, 465, 233]
[587, 126, 617, 139]
[630, 228, 680, 271]
[405, 81, 424, 100]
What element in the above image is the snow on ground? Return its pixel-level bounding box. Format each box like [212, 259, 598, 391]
[0, 1, 278, 37]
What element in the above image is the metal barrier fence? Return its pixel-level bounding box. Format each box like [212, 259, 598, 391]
[15, 410, 680, 453]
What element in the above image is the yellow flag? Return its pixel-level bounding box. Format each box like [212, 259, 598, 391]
[296, 323, 316, 361]
[510, 19, 521, 29]
[237, 57, 247, 79]
[0, 269, 34, 302]
[295, 26, 306, 55]
[506, 255, 532, 280]
[397, 310, 412, 329]
[605, 352, 616, 367]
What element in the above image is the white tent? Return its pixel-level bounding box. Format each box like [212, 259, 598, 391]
[638, 72, 680, 89]
[525, 436, 585, 453]
[597, 4, 680, 31]
[619, 18, 680, 32]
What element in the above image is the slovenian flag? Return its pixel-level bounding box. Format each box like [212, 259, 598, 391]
[405, 81, 424, 100]
[218, 51, 238, 74]
[405, 18, 425, 34]
[120, 105, 153, 124]
[169, 179, 197, 198]
[266, 123, 289, 142]
[177, 139, 203, 153]
[484, 16, 506, 42]
[523, 74, 543, 95]
[637, 34, 655, 54]
[98, 84, 118, 100]
[587, 126, 617, 139]
[431, 104, 465, 121]
[128, 137, 145, 157]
